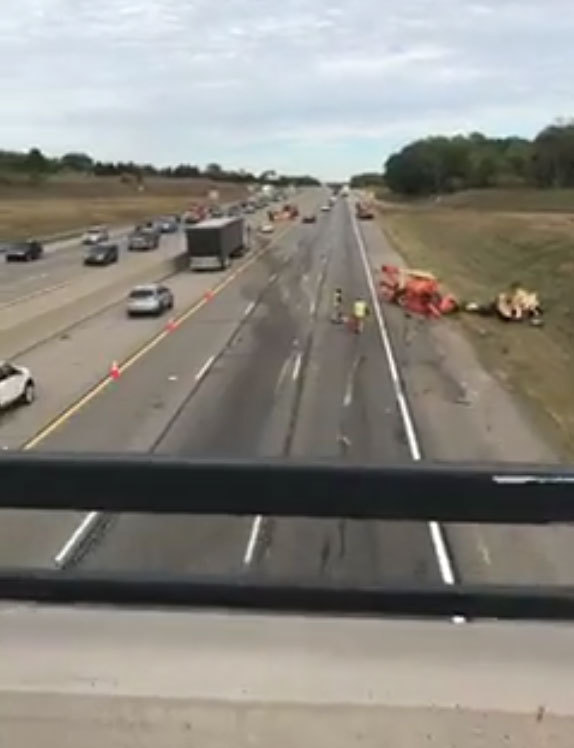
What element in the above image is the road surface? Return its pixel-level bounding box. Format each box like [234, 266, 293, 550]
[25, 194, 441, 583]
[0, 227, 135, 307]
[1, 187, 574, 590]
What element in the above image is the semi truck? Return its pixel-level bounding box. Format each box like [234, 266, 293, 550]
[185, 217, 245, 271]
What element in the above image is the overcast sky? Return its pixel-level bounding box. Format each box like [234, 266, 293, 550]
[1, 0, 573, 179]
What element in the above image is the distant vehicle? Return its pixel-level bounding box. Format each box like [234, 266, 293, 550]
[82, 225, 109, 245]
[84, 243, 119, 266]
[210, 206, 225, 218]
[0, 361, 35, 408]
[157, 216, 178, 233]
[302, 214, 317, 224]
[186, 217, 245, 270]
[244, 204, 256, 214]
[329, 195, 337, 206]
[128, 228, 160, 251]
[356, 203, 374, 220]
[320, 205, 331, 212]
[127, 284, 174, 317]
[184, 205, 208, 224]
[5, 240, 43, 262]
[259, 223, 274, 234]
[227, 204, 240, 217]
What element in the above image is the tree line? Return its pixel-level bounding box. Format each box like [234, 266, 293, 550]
[0, 148, 319, 187]
[361, 120, 574, 196]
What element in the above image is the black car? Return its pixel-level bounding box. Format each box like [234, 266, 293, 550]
[5, 240, 44, 262]
[302, 214, 317, 224]
[128, 228, 160, 251]
[158, 216, 178, 233]
[84, 243, 119, 266]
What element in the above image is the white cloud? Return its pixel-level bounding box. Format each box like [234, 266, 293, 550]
[0, 0, 573, 177]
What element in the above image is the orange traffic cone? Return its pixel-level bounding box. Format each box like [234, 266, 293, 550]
[110, 361, 121, 380]
[166, 318, 178, 332]
[204, 289, 214, 301]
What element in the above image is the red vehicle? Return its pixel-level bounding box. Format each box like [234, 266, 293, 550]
[185, 204, 208, 224]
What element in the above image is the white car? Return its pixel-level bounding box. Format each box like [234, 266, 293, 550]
[320, 205, 331, 212]
[127, 284, 174, 316]
[259, 223, 274, 234]
[82, 226, 109, 245]
[0, 361, 35, 408]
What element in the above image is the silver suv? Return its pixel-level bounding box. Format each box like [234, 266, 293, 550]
[127, 284, 174, 317]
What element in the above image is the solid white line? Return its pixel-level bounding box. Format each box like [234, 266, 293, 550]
[292, 351, 303, 381]
[350, 207, 457, 591]
[309, 299, 316, 315]
[195, 355, 215, 382]
[244, 515, 263, 564]
[54, 511, 100, 567]
[244, 300, 256, 317]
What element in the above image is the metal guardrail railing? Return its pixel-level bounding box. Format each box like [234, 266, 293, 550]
[2, 453, 574, 620]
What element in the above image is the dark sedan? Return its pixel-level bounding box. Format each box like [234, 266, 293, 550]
[158, 216, 179, 233]
[302, 214, 317, 224]
[5, 240, 44, 262]
[84, 243, 119, 266]
[128, 229, 160, 251]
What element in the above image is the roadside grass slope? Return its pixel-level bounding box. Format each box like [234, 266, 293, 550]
[379, 193, 574, 457]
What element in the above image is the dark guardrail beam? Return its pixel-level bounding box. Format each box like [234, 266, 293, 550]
[0, 452, 573, 523]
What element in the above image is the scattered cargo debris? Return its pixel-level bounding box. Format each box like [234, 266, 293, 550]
[379, 265, 458, 318]
[380, 266, 543, 327]
[465, 283, 543, 325]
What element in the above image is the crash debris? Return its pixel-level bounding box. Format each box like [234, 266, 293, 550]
[465, 283, 543, 325]
[379, 265, 543, 326]
[379, 265, 458, 318]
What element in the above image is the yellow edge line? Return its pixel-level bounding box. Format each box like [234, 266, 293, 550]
[23, 226, 294, 451]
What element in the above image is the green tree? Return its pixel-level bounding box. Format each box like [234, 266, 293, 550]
[532, 124, 574, 187]
[61, 152, 94, 172]
[25, 147, 48, 173]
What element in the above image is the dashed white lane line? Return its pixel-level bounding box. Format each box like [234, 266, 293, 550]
[244, 300, 256, 317]
[275, 355, 293, 395]
[343, 379, 354, 407]
[195, 355, 215, 382]
[244, 515, 263, 565]
[292, 351, 303, 381]
[54, 512, 100, 567]
[350, 204, 459, 602]
[309, 299, 316, 315]
[476, 532, 492, 566]
[343, 355, 361, 409]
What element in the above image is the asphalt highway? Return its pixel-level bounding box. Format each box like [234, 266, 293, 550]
[0, 187, 572, 593]
[10, 193, 440, 584]
[0, 228, 135, 307]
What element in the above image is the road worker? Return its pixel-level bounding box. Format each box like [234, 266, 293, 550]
[351, 298, 369, 334]
[331, 287, 344, 323]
